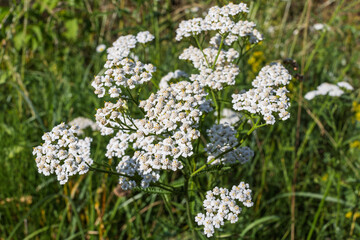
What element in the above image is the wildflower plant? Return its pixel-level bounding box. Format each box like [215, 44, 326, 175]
[33, 2, 295, 238]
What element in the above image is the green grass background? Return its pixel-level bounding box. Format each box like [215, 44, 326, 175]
[0, 0, 359, 239]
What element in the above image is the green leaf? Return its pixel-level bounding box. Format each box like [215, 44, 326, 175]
[31, 25, 43, 43]
[132, 186, 172, 194]
[240, 215, 280, 237]
[192, 165, 232, 177]
[13, 32, 24, 50]
[266, 192, 355, 208]
[64, 19, 78, 40]
[0, 70, 9, 84]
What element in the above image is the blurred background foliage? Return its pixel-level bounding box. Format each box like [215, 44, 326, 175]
[0, 0, 359, 239]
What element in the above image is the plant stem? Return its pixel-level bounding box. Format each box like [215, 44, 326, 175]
[211, 35, 225, 70]
[184, 176, 196, 238]
[210, 89, 220, 124]
[306, 171, 333, 240]
[89, 166, 131, 179]
[125, 87, 146, 114]
[194, 35, 210, 68]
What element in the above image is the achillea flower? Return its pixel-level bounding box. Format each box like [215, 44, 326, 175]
[195, 182, 253, 238]
[232, 63, 292, 124]
[33, 123, 93, 184]
[304, 82, 353, 100]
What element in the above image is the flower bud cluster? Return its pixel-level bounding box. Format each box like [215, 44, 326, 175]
[105, 81, 212, 189]
[232, 63, 292, 124]
[206, 124, 254, 165]
[195, 182, 254, 238]
[180, 46, 240, 90]
[159, 70, 188, 89]
[33, 123, 93, 184]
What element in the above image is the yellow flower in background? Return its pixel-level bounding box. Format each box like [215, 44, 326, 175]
[350, 141, 360, 149]
[321, 173, 328, 181]
[345, 211, 360, 219]
[248, 51, 265, 73]
[352, 101, 360, 122]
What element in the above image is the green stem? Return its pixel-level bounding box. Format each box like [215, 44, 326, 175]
[211, 89, 220, 124]
[89, 166, 132, 178]
[194, 35, 210, 68]
[211, 35, 225, 70]
[185, 176, 196, 238]
[306, 172, 333, 240]
[125, 87, 146, 115]
[152, 182, 174, 193]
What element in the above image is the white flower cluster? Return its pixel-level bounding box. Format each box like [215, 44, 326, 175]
[304, 82, 353, 100]
[206, 124, 254, 165]
[180, 46, 240, 90]
[195, 182, 254, 238]
[176, 3, 250, 41]
[32, 123, 93, 184]
[210, 20, 263, 47]
[107, 35, 137, 60]
[175, 18, 204, 41]
[92, 31, 156, 98]
[176, 3, 262, 45]
[107, 31, 154, 60]
[159, 70, 188, 89]
[136, 31, 155, 43]
[232, 63, 292, 124]
[104, 81, 212, 189]
[69, 117, 99, 135]
[92, 58, 156, 98]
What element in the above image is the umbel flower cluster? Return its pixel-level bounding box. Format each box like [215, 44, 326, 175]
[232, 63, 292, 124]
[106, 81, 212, 189]
[195, 182, 254, 237]
[33, 123, 92, 184]
[33, 2, 294, 238]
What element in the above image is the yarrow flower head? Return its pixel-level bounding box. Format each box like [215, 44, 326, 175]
[92, 31, 156, 99]
[175, 2, 262, 44]
[232, 63, 292, 124]
[136, 31, 155, 44]
[33, 123, 93, 184]
[195, 182, 253, 238]
[304, 82, 353, 100]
